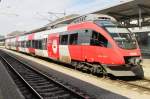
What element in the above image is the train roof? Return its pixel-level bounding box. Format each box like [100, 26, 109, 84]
[6, 14, 116, 40]
[70, 14, 117, 24]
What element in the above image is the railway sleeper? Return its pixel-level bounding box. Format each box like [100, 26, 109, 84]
[34, 85, 56, 90]
[49, 94, 72, 99]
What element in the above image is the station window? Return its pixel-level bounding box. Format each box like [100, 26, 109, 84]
[90, 31, 109, 47]
[60, 35, 68, 45]
[69, 33, 78, 45]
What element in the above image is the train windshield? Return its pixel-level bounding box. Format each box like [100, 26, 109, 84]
[95, 20, 137, 49]
[105, 27, 137, 49]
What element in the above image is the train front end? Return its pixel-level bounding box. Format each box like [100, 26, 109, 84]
[95, 20, 144, 78]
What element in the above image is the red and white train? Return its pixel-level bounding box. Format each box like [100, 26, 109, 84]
[5, 14, 144, 78]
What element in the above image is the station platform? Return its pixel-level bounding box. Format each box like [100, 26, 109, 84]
[0, 61, 24, 99]
[142, 57, 150, 79]
[0, 90, 4, 99]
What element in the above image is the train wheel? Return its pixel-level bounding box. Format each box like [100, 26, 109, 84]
[91, 64, 106, 76]
[71, 61, 78, 70]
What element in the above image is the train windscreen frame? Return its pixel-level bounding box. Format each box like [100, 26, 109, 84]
[95, 20, 137, 50]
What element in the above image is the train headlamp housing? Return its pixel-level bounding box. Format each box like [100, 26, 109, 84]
[124, 56, 142, 65]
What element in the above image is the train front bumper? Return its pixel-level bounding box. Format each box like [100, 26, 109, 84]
[103, 64, 144, 78]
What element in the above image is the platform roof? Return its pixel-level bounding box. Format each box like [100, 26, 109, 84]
[92, 0, 150, 21]
[47, 0, 150, 28]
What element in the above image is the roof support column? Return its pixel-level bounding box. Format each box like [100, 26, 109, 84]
[138, 7, 142, 27]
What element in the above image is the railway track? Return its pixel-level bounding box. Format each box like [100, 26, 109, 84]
[1, 49, 150, 96]
[123, 79, 150, 92]
[0, 51, 91, 99]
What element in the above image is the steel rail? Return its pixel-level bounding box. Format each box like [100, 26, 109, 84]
[117, 79, 150, 92]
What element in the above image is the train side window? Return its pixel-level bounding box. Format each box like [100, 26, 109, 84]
[60, 35, 68, 45]
[24, 41, 26, 48]
[26, 41, 29, 47]
[78, 30, 91, 45]
[42, 38, 47, 50]
[29, 40, 31, 47]
[45, 38, 47, 50]
[21, 41, 23, 47]
[32, 40, 35, 48]
[36, 40, 39, 49]
[23, 41, 25, 48]
[34, 40, 38, 49]
[39, 40, 42, 49]
[31, 40, 33, 48]
[31, 40, 34, 48]
[69, 33, 78, 45]
[90, 31, 109, 47]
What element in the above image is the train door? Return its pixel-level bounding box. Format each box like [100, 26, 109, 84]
[47, 33, 59, 60]
[42, 35, 48, 57]
[89, 30, 115, 64]
[34, 32, 45, 57]
[82, 30, 103, 62]
[68, 31, 83, 62]
[28, 33, 35, 54]
[58, 33, 72, 63]
[82, 30, 114, 64]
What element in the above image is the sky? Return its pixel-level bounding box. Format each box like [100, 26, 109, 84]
[0, 0, 131, 36]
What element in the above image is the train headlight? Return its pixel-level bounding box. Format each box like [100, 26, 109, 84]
[128, 57, 142, 65]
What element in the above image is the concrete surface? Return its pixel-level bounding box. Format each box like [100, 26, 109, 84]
[142, 58, 150, 79]
[0, 89, 4, 99]
[0, 61, 24, 99]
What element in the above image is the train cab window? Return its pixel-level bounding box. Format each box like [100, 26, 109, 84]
[60, 35, 68, 45]
[69, 33, 78, 45]
[90, 31, 109, 47]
